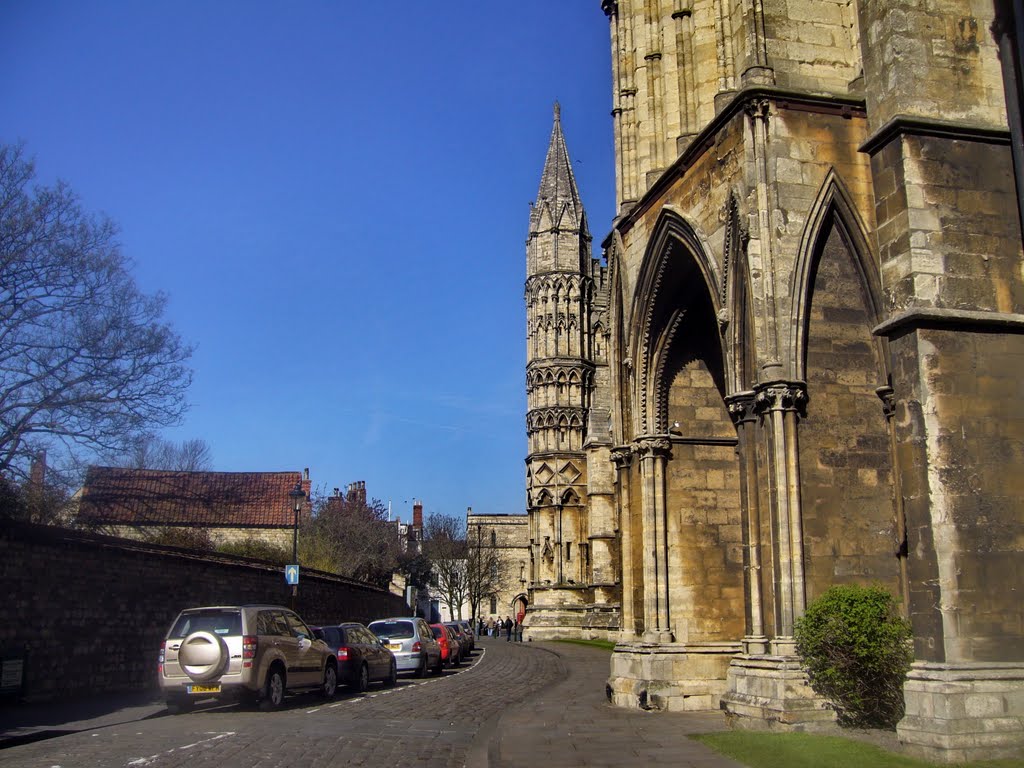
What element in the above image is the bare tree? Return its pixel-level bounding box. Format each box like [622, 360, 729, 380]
[0, 144, 193, 483]
[111, 435, 213, 472]
[300, 488, 403, 589]
[465, 525, 509, 624]
[423, 512, 469, 620]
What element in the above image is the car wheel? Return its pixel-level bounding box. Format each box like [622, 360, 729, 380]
[321, 662, 338, 698]
[384, 660, 397, 687]
[355, 663, 369, 693]
[414, 655, 427, 678]
[452, 650, 461, 668]
[260, 666, 285, 710]
[433, 653, 444, 675]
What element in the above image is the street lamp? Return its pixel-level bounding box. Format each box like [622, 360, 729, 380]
[289, 481, 306, 609]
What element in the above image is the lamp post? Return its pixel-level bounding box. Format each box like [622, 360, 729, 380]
[289, 481, 305, 609]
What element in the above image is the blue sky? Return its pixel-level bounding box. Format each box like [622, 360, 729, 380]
[1, 2, 615, 520]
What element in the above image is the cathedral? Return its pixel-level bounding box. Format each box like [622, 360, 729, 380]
[524, 1, 1024, 762]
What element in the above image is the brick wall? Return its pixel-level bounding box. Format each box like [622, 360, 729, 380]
[0, 521, 407, 701]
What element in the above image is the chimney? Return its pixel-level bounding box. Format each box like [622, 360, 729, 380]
[347, 481, 367, 506]
[30, 451, 46, 490]
[413, 500, 423, 529]
[303, 467, 310, 481]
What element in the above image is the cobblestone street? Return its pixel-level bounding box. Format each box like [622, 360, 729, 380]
[1, 638, 741, 768]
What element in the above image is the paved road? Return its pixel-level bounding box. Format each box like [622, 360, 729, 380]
[1, 638, 742, 768]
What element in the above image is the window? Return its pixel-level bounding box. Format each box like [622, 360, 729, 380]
[171, 609, 241, 638]
[490, 596, 497, 613]
[490, 530, 497, 546]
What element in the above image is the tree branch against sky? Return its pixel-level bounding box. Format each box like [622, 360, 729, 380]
[0, 4, 613, 515]
[423, 512, 469, 620]
[0, 144, 193, 484]
[300, 489, 403, 589]
[465, 525, 509, 623]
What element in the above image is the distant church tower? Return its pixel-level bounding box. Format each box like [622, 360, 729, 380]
[524, 104, 616, 639]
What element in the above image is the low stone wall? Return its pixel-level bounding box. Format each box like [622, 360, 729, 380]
[0, 521, 407, 701]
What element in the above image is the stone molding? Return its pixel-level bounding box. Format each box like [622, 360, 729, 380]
[753, 381, 808, 415]
[610, 444, 634, 469]
[725, 390, 758, 425]
[873, 307, 1024, 337]
[859, 114, 1012, 157]
[634, 435, 672, 459]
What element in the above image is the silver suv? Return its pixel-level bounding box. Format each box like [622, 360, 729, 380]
[159, 605, 338, 711]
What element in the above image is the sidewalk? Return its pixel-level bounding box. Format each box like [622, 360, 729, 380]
[476, 639, 744, 768]
[0, 690, 166, 748]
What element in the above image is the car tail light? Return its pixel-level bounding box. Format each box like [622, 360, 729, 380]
[412, 641, 421, 652]
[243, 635, 258, 659]
[337, 646, 350, 661]
[158, 644, 165, 675]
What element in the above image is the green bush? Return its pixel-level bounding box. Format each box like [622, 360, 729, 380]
[795, 585, 913, 729]
[216, 536, 290, 564]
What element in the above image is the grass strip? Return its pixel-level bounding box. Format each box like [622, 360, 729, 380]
[551, 638, 616, 651]
[692, 731, 1024, 768]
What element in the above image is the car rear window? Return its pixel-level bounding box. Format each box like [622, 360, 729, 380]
[430, 626, 444, 639]
[369, 620, 414, 639]
[170, 609, 242, 638]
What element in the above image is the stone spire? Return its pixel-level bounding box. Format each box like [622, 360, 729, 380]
[529, 102, 588, 239]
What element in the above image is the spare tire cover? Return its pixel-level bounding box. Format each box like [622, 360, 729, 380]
[179, 631, 228, 682]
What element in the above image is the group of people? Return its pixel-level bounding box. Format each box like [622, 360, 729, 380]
[479, 615, 523, 642]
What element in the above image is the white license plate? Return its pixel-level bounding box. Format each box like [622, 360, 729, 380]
[187, 683, 221, 694]
[388, 643, 402, 651]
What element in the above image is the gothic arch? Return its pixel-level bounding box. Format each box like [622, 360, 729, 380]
[790, 169, 888, 382]
[627, 208, 724, 435]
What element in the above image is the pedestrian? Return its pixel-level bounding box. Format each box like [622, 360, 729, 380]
[505, 615, 513, 642]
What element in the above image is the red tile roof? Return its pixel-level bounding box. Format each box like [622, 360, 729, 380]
[77, 466, 312, 528]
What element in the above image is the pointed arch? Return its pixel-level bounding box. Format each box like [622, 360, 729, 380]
[790, 169, 887, 381]
[627, 208, 723, 435]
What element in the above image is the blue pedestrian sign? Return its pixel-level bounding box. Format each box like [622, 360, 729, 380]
[285, 564, 300, 585]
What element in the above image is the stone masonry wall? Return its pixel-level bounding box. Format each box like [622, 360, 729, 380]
[799, 226, 901, 603]
[0, 521, 406, 701]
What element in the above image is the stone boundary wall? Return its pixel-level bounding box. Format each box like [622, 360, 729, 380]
[0, 521, 407, 701]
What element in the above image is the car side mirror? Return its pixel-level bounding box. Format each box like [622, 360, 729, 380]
[297, 636, 311, 650]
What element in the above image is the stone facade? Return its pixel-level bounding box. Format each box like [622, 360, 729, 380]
[525, 105, 619, 640]
[466, 511, 530, 622]
[522, 1, 1024, 761]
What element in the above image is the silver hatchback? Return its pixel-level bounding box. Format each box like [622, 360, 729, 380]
[367, 617, 442, 677]
[159, 605, 338, 711]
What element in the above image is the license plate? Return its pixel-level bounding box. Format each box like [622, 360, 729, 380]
[388, 644, 402, 651]
[187, 684, 221, 694]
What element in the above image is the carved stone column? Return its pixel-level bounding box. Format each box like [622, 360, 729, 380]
[755, 381, 807, 654]
[727, 391, 767, 654]
[636, 435, 673, 642]
[612, 445, 637, 636]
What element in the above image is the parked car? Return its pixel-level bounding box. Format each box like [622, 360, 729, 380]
[456, 620, 476, 652]
[312, 622, 397, 691]
[430, 623, 460, 668]
[368, 617, 442, 677]
[159, 605, 338, 712]
[444, 621, 472, 660]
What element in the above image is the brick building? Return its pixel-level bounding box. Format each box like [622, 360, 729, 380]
[75, 466, 312, 550]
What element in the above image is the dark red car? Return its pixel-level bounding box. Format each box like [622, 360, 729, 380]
[312, 622, 397, 691]
[429, 623, 461, 667]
